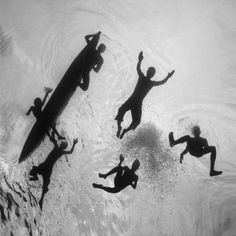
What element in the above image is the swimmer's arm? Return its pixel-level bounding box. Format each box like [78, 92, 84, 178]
[131, 175, 138, 189]
[202, 138, 209, 148]
[137, 51, 144, 77]
[26, 106, 33, 115]
[151, 70, 175, 87]
[63, 138, 78, 154]
[41, 91, 51, 106]
[93, 56, 103, 73]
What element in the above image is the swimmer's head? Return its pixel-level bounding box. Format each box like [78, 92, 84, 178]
[146, 67, 156, 78]
[34, 98, 42, 107]
[132, 159, 140, 171]
[60, 141, 68, 150]
[98, 43, 106, 53]
[191, 125, 201, 136]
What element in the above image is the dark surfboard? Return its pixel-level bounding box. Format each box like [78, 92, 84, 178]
[19, 33, 101, 163]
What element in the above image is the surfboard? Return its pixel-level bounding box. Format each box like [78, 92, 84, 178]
[19, 33, 101, 163]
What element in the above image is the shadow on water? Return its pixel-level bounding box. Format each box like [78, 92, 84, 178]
[29, 132, 78, 210]
[26, 87, 65, 141]
[19, 31, 106, 163]
[115, 51, 174, 139]
[169, 125, 223, 177]
[93, 154, 140, 193]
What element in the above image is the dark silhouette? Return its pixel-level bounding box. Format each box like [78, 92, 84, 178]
[78, 32, 106, 91]
[93, 155, 140, 193]
[26, 87, 64, 140]
[19, 31, 105, 163]
[29, 131, 78, 209]
[169, 125, 223, 176]
[26, 87, 52, 118]
[115, 51, 175, 139]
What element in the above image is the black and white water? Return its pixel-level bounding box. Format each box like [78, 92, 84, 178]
[0, 0, 236, 235]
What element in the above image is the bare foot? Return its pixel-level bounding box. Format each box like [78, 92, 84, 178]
[99, 173, 106, 179]
[117, 126, 122, 138]
[120, 129, 127, 139]
[29, 175, 38, 181]
[210, 170, 223, 177]
[92, 183, 102, 188]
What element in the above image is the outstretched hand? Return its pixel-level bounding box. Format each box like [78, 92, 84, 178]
[138, 51, 143, 61]
[119, 154, 125, 162]
[73, 138, 78, 145]
[167, 70, 175, 79]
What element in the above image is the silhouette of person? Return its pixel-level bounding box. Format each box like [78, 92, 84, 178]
[26, 87, 64, 140]
[26, 87, 52, 118]
[29, 131, 78, 209]
[19, 32, 106, 163]
[115, 51, 175, 139]
[169, 125, 223, 176]
[77, 31, 106, 91]
[93, 155, 140, 193]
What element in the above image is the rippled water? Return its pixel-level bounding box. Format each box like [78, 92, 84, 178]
[0, 0, 236, 235]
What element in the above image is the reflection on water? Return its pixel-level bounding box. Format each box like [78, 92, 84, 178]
[0, 0, 236, 235]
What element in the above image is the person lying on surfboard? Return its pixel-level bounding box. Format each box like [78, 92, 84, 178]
[77, 31, 106, 91]
[169, 125, 223, 177]
[26, 87, 64, 140]
[115, 51, 175, 139]
[92, 155, 140, 193]
[29, 131, 78, 210]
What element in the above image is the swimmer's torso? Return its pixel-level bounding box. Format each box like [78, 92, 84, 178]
[116, 167, 137, 188]
[129, 76, 153, 103]
[188, 137, 207, 153]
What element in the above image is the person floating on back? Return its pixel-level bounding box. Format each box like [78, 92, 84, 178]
[77, 31, 106, 91]
[29, 131, 78, 209]
[26, 87, 64, 140]
[169, 125, 223, 177]
[92, 154, 140, 193]
[115, 51, 175, 139]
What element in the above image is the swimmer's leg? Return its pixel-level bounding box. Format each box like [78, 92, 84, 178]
[116, 120, 122, 138]
[115, 101, 130, 138]
[180, 147, 189, 164]
[92, 184, 120, 193]
[99, 165, 122, 179]
[50, 124, 65, 140]
[45, 128, 53, 141]
[39, 176, 50, 210]
[120, 104, 141, 139]
[78, 71, 90, 91]
[29, 166, 39, 181]
[201, 147, 223, 177]
[169, 133, 189, 147]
